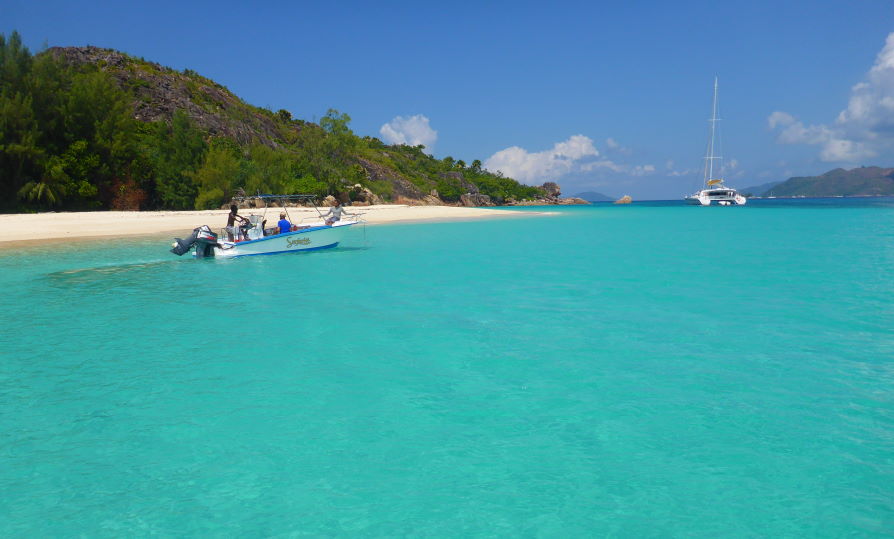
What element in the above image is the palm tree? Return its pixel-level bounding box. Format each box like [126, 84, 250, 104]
[17, 156, 68, 206]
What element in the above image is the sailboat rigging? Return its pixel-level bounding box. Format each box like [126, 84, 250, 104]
[684, 77, 746, 206]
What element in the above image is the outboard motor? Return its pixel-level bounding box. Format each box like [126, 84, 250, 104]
[171, 226, 219, 258]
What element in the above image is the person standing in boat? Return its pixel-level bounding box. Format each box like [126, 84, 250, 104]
[226, 204, 250, 241]
[322, 200, 353, 226]
[277, 212, 292, 234]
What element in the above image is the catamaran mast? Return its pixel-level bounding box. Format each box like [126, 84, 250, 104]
[704, 76, 722, 187]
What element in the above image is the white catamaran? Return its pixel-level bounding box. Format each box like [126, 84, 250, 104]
[685, 77, 746, 206]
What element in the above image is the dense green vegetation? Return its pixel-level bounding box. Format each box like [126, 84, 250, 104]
[0, 31, 542, 212]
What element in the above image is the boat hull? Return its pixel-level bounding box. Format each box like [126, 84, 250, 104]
[210, 222, 355, 258]
[685, 194, 711, 206]
[684, 191, 746, 206]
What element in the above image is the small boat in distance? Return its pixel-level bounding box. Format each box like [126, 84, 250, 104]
[170, 194, 361, 258]
[685, 77, 746, 206]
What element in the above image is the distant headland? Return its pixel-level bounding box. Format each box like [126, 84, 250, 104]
[573, 191, 614, 202]
[742, 166, 894, 198]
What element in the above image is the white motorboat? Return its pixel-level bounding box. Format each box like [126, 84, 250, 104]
[684, 77, 746, 206]
[170, 194, 362, 259]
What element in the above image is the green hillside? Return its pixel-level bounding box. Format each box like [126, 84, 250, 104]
[765, 167, 894, 197]
[0, 31, 544, 212]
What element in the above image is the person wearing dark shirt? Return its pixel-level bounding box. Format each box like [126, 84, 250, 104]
[226, 204, 250, 241]
[277, 212, 292, 234]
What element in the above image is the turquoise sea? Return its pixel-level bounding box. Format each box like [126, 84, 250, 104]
[2, 199, 893, 536]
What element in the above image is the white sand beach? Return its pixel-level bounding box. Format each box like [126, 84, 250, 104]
[0, 205, 550, 247]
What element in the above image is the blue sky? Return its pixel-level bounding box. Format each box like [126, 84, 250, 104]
[4, 0, 893, 199]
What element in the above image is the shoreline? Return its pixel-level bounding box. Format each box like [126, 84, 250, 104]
[0, 205, 553, 249]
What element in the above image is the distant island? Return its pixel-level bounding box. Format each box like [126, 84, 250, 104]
[744, 167, 894, 198]
[739, 181, 782, 197]
[573, 191, 614, 202]
[0, 31, 579, 213]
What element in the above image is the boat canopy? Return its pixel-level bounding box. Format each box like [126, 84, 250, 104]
[231, 194, 326, 227]
[232, 194, 317, 202]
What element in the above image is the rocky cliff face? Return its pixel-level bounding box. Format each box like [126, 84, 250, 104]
[510, 182, 589, 206]
[50, 46, 288, 147]
[355, 157, 426, 201]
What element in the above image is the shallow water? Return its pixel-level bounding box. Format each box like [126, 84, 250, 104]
[2, 200, 893, 535]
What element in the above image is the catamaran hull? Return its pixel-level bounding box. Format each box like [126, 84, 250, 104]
[684, 193, 746, 206]
[210, 223, 355, 258]
[685, 195, 711, 206]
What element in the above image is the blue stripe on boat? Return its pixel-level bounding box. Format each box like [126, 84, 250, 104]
[230, 242, 339, 258]
[231, 223, 354, 246]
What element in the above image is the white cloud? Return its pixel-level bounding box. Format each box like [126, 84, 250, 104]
[380, 114, 438, 151]
[767, 111, 795, 130]
[631, 164, 656, 176]
[665, 158, 743, 179]
[484, 135, 599, 183]
[605, 137, 632, 155]
[767, 111, 870, 161]
[665, 159, 698, 177]
[581, 159, 656, 176]
[726, 158, 746, 179]
[484, 134, 657, 185]
[768, 32, 894, 162]
[767, 111, 832, 145]
[581, 159, 624, 173]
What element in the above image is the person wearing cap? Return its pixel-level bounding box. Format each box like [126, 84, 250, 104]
[277, 212, 292, 234]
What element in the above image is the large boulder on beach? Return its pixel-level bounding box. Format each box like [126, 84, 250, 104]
[421, 193, 442, 205]
[541, 182, 561, 198]
[460, 180, 479, 195]
[460, 193, 493, 207]
[558, 197, 590, 205]
[511, 199, 550, 206]
[350, 185, 382, 205]
[614, 195, 633, 204]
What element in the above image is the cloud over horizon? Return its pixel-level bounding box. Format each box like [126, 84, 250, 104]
[380, 114, 438, 151]
[483, 135, 598, 184]
[604, 137, 632, 155]
[484, 135, 656, 185]
[769, 32, 894, 163]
